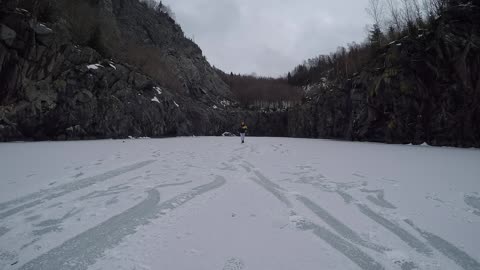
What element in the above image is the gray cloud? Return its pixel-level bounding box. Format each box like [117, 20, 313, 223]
[162, 0, 371, 77]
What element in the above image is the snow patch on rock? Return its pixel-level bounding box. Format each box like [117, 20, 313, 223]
[87, 64, 104, 70]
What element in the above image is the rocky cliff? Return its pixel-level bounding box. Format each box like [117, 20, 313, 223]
[288, 2, 480, 147]
[1, 0, 479, 147]
[0, 0, 263, 140]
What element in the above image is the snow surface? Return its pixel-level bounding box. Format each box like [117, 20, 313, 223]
[0, 137, 479, 270]
[151, 96, 160, 103]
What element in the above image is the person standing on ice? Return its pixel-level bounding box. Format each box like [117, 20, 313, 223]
[238, 121, 248, 143]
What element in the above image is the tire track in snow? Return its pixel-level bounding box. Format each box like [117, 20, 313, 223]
[335, 190, 424, 268]
[295, 220, 385, 270]
[464, 195, 480, 217]
[297, 195, 390, 253]
[0, 226, 9, 238]
[18, 176, 226, 270]
[0, 160, 156, 220]
[152, 181, 193, 189]
[249, 170, 292, 208]
[337, 190, 355, 204]
[239, 164, 251, 172]
[357, 204, 433, 256]
[360, 189, 397, 209]
[405, 219, 480, 270]
[366, 195, 397, 209]
[242, 164, 384, 270]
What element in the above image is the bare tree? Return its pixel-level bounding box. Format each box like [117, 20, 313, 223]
[400, 0, 416, 24]
[366, 0, 385, 26]
[422, 0, 444, 16]
[411, 0, 423, 22]
[386, 0, 403, 30]
[422, 0, 432, 16]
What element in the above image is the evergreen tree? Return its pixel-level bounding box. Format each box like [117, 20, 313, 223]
[369, 23, 384, 48]
[387, 25, 396, 41]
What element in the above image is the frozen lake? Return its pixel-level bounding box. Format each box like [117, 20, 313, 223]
[1, 137, 479, 270]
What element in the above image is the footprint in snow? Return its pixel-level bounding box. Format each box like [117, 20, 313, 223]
[223, 257, 245, 270]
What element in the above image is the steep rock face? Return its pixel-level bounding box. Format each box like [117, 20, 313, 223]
[289, 3, 480, 147]
[110, 0, 231, 101]
[0, 0, 244, 140]
[0, 5, 180, 140]
[3, 0, 477, 145]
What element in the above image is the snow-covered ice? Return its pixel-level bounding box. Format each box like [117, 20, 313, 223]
[0, 137, 479, 270]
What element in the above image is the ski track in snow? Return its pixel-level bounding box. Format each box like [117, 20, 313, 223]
[1, 138, 479, 270]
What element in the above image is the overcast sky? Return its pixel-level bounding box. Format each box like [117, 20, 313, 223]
[162, 0, 372, 77]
